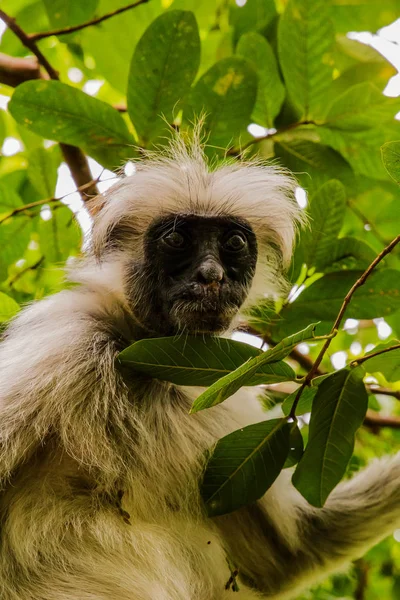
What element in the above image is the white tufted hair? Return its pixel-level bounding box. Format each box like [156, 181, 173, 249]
[88, 131, 305, 301]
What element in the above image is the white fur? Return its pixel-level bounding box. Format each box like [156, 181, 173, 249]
[0, 136, 399, 599]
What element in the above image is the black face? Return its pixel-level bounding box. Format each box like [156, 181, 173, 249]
[130, 215, 258, 335]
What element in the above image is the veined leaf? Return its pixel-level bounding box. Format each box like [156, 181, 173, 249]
[184, 56, 257, 149]
[201, 418, 291, 517]
[382, 141, 400, 185]
[0, 292, 20, 322]
[191, 323, 323, 413]
[282, 386, 317, 417]
[292, 367, 368, 507]
[118, 336, 294, 387]
[27, 146, 61, 198]
[322, 237, 377, 272]
[127, 10, 200, 144]
[230, 0, 277, 45]
[301, 180, 346, 269]
[236, 32, 284, 128]
[39, 206, 82, 263]
[43, 0, 98, 30]
[0, 217, 33, 281]
[325, 83, 400, 130]
[9, 80, 135, 170]
[359, 341, 400, 382]
[278, 0, 334, 120]
[285, 270, 400, 322]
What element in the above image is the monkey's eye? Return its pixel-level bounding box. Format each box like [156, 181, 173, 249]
[162, 231, 186, 249]
[223, 232, 247, 252]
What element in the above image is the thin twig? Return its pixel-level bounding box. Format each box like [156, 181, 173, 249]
[227, 121, 315, 156]
[289, 234, 400, 419]
[351, 343, 400, 367]
[0, 10, 98, 199]
[0, 177, 102, 226]
[29, 0, 149, 42]
[7, 256, 44, 287]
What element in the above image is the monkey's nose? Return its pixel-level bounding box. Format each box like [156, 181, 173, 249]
[196, 259, 225, 285]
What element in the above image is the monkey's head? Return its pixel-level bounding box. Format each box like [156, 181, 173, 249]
[89, 135, 303, 336]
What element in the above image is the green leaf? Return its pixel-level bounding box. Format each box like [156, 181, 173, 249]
[318, 125, 398, 180]
[281, 386, 317, 417]
[82, 0, 162, 94]
[325, 83, 400, 130]
[191, 323, 322, 413]
[331, 0, 398, 33]
[236, 32, 285, 129]
[8, 80, 134, 170]
[201, 418, 291, 517]
[43, 0, 98, 29]
[274, 140, 353, 193]
[322, 237, 377, 272]
[0, 217, 33, 281]
[285, 270, 400, 322]
[284, 424, 304, 469]
[230, 0, 277, 46]
[301, 180, 346, 269]
[27, 146, 61, 198]
[292, 367, 368, 507]
[277, 0, 334, 120]
[39, 205, 82, 263]
[0, 292, 20, 322]
[184, 57, 257, 149]
[0, 183, 24, 213]
[381, 141, 400, 185]
[127, 10, 200, 144]
[359, 341, 400, 383]
[118, 336, 294, 386]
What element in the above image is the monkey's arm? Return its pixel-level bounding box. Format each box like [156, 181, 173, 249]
[0, 289, 126, 487]
[216, 454, 400, 599]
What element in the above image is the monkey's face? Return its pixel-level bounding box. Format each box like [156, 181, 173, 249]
[134, 215, 258, 335]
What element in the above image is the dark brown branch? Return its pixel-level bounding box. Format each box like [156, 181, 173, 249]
[0, 52, 46, 87]
[369, 385, 400, 401]
[0, 10, 58, 79]
[288, 234, 400, 419]
[28, 0, 149, 42]
[0, 10, 99, 199]
[363, 411, 400, 430]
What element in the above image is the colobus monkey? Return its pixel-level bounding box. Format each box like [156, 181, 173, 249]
[0, 134, 399, 600]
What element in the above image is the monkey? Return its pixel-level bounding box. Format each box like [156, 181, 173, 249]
[0, 133, 399, 600]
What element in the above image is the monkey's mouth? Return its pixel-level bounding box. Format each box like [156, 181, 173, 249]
[169, 298, 239, 333]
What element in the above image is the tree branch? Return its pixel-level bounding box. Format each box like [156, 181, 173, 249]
[363, 411, 400, 431]
[0, 176, 102, 226]
[0, 52, 46, 87]
[351, 343, 400, 367]
[289, 234, 400, 419]
[0, 9, 98, 199]
[28, 0, 149, 42]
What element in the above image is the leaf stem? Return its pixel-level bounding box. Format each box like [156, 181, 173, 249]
[351, 343, 400, 367]
[288, 234, 400, 419]
[227, 120, 315, 156]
